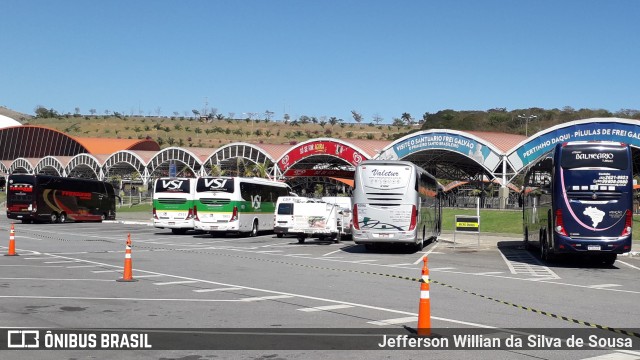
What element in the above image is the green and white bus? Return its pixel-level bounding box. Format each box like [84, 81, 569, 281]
[193, 177, 290, 237]
[152, 177, 196, 234]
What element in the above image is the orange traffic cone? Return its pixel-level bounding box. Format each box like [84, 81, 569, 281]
[116, 233, 137, 282]
[417, 256, 431, 336]
[5, 223, 18, 256]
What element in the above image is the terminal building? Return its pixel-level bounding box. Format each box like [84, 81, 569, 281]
[1, 114, 639, 209]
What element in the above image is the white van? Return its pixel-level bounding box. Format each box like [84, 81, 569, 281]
[321, 197, 353, 239]
[273, 196, 318, 238]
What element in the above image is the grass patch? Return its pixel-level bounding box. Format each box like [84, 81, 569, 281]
[116, 203, 152, 213]
[442, 208, 522, 234]
[443, 207, 640, 242]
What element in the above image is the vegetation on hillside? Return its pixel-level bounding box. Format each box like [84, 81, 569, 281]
[10, 105, 640, 149]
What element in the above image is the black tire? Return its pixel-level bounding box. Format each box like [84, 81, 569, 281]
[58, 213, 67, 223]
[171, 228, 188, 235]
[276, 233, 283, 238]
[297, 235, 306, 244]
[602, 254, 617, 266]
[414, 238, 424, 252]
[50, 212, 58, 224]
[250, 220, 258, 237]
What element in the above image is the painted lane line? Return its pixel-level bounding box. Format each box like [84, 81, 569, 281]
[260, 242, 292, 248]
[579, 353, 640, 360]
[286, 254, 312, 257]
[319, 257, 343, 260]
[153, 280, 200, 286]
[617, 260, 640, 271]
[92, 270, 119, 273]
[298, 304, 355, 312]
[350, 259, 378, 263]
[255, 250, 284, 254]
[322, 249, 342, 257]
[367, 316, 418, 326]
[66, 265, 100, 268]
[240, 295, 294, 302]
[132, 274, 163, 278]
[23, 257, 58, 260]
[0, 265, 63, 268]
[473, 272, 504, 275]
[193, 287, 243, 293]
[588, 284, 622, 289]
[429, 267, 456, 271]
[0, 277, 115, 282]
[414, 242, 440, 264]
[388, 263, 414, 267]
[44, 260, 79, 264]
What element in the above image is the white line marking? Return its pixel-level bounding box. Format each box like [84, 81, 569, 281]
[240, 295, 294, 302]
[617, 260, 640, 271]
[474, 272, 504, 275]
[192, 287, 243, 293]
[388, 263, 414, 267]
[153, 280, 200, 286]
[66, 265, 99, 268]
[0, 265, 63, 268]
[429, 267, 456, 271]
[91, 270, 119, 273]
[322, 249, 343, 257]
[44, 260, 78, 264]
[255, 250, 283, 253]
[368, 316, 418, 326]
[414, 242, 440, 264]
[23, 257, 57, 260]
[286, 254, 312, 256]
[0, 277, 114, 282]
[132, 274, 163, 278]
[579, 353, 640, 360]
[588, 284, 622, 289]
[298, 304, 355, 312]
[350, 259, 377, 263]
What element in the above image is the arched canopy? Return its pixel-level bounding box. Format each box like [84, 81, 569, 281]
[34, 156, 65, 176]
[276, 138, 369, 178]
[9, 158, 35, 174]
[147, 147, 202, 179]
[375, 130, 504, 180]
[65, 153, 103, 179]
[203, 142, 274, 176]
[103, 150, 148, 183]
[507, 118, 640, 174]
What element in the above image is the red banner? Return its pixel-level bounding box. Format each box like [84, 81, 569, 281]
[278, 141, 366, 171]
[283, 169, 355, 177]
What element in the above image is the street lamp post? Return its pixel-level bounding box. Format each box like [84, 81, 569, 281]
[517, 114, 537, 137]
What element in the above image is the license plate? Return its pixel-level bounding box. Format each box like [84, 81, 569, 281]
[168, 222, 175, 225]
[209, 226, 218, 230]
[587, 245, 601, 251]
[378, 233, 390, 238]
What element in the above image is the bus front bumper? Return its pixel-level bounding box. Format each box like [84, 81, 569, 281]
[352, 230, 417, 244]
[153, 219, 194, 229]
[194, 222, 239, 232]
[553, 234, 632, 254]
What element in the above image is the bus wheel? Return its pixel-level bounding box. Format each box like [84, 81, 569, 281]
[414, 239, 424, 252]
[250, 220, 258, 237]
[540, 237, 550, 262]
[50, 212, 58, 224]
[58, 213, 67, 223]
[297, 235, 306, 244]
[523, 227, 531, 251]
[602, 254, 617, 266]
[276, 233, 284, 238]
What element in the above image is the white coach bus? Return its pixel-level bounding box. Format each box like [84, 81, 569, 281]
[351, 160, 442, 251]
[152, 177, 196, 235]
[193, 177, 290, 237]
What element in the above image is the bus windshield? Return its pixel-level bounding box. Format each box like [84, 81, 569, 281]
[196, 178, 235, 193]
[154, 179, 191, 193]
[360, 164, 413, 190]
[560, 146, 628, 170]
[7, 175, 35, 203]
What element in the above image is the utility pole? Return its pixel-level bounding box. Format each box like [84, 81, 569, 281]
[518, 114, 537, 137]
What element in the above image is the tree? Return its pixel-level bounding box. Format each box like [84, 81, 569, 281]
[421, 112, 430, 125]
[401, 112, 413, 125]
[264, 110, 274, 121]
[192, 109, 200, 119]
[392, 117, 404, 129]
[372, 113, 383, 125]
[283, 113, 290, 123]
[351, 110, 363, 124]
[329, 117, 338, 126]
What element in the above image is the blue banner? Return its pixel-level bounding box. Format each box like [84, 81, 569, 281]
[507, 120, 640, 171]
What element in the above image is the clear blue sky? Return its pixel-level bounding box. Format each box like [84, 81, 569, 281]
[1, 0, 638, 123]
